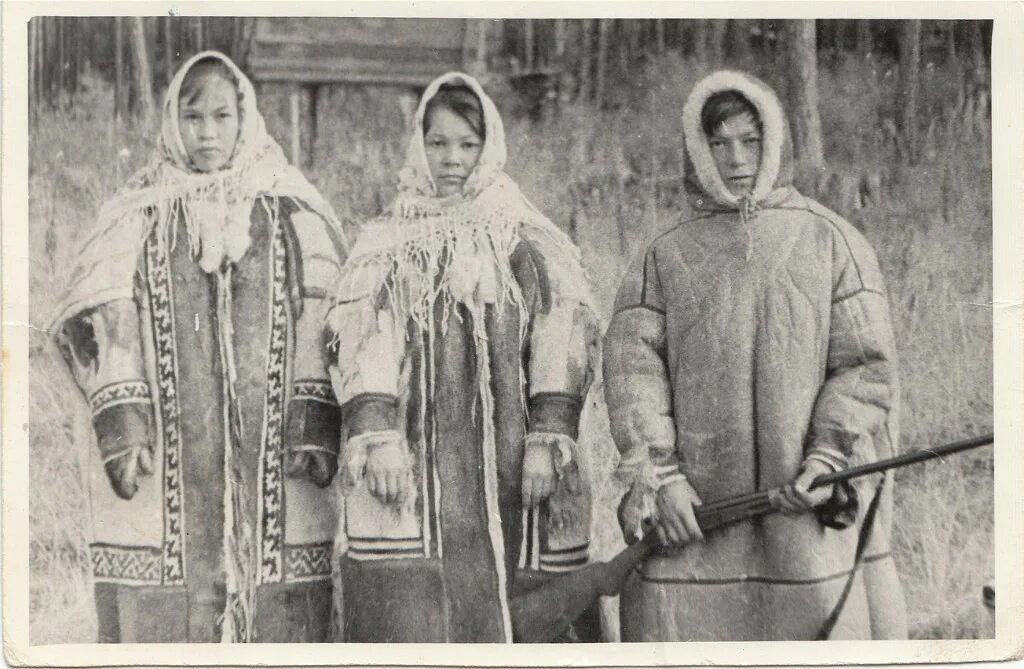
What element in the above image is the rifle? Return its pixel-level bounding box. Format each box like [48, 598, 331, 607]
[694, 432, 994, 532]
[510, 432, 994, 642]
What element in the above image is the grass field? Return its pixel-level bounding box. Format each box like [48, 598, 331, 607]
[26, 53, 993, 643]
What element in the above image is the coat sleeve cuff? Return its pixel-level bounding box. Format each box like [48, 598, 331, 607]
[528, 393, 582, 440]
[93, 402, 153, 461]
[342, 393, 399, 437]
[286, 383, 342, 456]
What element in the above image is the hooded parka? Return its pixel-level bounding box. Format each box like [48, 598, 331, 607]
[603, 71, 908, 641]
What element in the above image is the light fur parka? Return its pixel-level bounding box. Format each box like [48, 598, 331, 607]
[604, 71, 908, 641]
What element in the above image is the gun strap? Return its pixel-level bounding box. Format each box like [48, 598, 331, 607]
[815, 479, 884, 640]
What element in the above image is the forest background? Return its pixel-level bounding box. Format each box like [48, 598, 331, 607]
[26, 17, 994, 642]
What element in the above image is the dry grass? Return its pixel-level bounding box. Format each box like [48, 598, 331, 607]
[27, 55, 992, 643]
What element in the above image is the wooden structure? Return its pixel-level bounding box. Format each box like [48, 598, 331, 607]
[246, 17, 489, 165]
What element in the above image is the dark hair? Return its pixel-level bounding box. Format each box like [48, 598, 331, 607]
[423, 84, 485, 141]
[180, 57, 240, 107]
[701, 90, 761, 137]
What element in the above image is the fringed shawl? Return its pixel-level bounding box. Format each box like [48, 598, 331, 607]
[51, 50, 344, 331]
[333, 71, 593, 331]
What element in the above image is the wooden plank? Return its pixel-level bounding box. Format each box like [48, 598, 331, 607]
[289, 86, 301, 166]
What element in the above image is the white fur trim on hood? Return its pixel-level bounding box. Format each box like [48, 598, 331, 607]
[681, 70, 787, 208]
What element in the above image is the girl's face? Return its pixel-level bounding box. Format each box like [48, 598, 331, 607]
[423, 106, 483, 197]
[707, 112, 762, 197]
[178, 75, 240, 173]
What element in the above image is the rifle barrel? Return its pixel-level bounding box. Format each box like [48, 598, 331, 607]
[808, 433, 994, 490]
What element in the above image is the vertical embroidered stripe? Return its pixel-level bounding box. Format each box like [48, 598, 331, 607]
[145, 234, 185, 586]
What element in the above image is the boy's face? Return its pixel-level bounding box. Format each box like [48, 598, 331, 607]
[178, 75, 240, 173]
[707, 112, 762, 198]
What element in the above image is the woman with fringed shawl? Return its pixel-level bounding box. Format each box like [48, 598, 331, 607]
[326, 72, 600, 642]
[604, 71, 907, 640]
[50, 52, 347, 642]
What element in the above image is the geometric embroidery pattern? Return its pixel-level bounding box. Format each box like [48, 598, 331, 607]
[259, 221, 289, 584]
[89, 380, 151, 415]
[283, 542, 333, 581]
[292, 379, 336, 405]
[91, 543, 163, 584]
[145, 233, 186, 586]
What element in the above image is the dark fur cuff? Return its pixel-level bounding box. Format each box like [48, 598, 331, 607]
[93, 402, 153, 460]
[287, 398, 342, 456]
[342, 393, 399, 437]
[528, 393, 582, 440]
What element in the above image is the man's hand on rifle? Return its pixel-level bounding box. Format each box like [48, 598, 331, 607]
[654, 478, 704, 547]
[773, 459, 834, 513]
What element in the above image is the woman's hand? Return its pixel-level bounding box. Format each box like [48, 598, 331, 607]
[103, 444, 154, 500]
[364, 438, 413, 506]
[284, 448, 338, 488]
[773, 459, 834, 513]
[653, 479, 704, 547]
[521, 436, 559, 508]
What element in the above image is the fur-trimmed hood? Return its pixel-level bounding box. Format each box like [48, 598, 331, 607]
[681, 70, 795, 211]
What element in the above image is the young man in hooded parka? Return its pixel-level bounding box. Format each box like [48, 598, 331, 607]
[603, 70, 909, 641]
[325, 72, 600, 643]
[50, 52, 346, 642]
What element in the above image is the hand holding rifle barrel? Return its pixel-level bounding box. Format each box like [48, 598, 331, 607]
[650, 432, 995, 545]
[511, 433, 992, 642]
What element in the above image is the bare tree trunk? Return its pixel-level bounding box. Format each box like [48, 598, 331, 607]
[164, 17, 175, 83]
[554, 19, 567, 63]
[944, 21, 957, 65]
[856, 20, 872, 59]
[655, 19, 666, 54]
[897, 19, 921, 164]
[596, 19, 611, 108]
[193, 16, 204, 52]
[709, 19, 727, 65]
[70, 19, 81, 102]
[578, 19, 593, 102]
[694, 20, 708, 63]
[785, 20, 826, 185]
[129, 16, 156, 127]
[56, 17, 65, 107]
[730, 19, 751, 62]
[29, 19, 37, 120]
[114, 17, 125, 121]
[524, 19, 535, 71]
[968, 20, 987, 83]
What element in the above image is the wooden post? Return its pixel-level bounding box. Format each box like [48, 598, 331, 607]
[306, 85, 319, 168]
[114, 17, 124, 121]
[289, 86, 302, 166]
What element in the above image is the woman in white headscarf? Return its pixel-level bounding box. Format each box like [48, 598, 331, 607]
[51, 51, 346, 642]
[326, 72, 599, 642]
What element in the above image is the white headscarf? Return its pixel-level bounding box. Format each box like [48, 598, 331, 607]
[52, 51, 344, 330]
